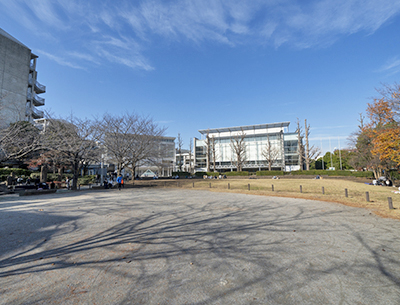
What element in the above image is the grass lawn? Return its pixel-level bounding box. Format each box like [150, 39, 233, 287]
[133, 178, 400, 220]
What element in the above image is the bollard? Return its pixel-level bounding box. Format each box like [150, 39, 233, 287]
[228, 183, 230, 190]
[209, 183, 211, 188]
[322, 186, 325, 194]
[388, 197, 394, 209]
[366, 191, 370, 202]
[272, 184, 274, 192]
[248, 184, 250, 191]
[193, 182, 194, 188]
[300, 185, 302, 193]
[345, 188, 348, 198]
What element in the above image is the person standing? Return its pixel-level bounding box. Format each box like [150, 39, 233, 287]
[117, 174, 122, 191]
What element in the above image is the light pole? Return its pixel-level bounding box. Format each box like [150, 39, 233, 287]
[329, 137, 333, 170]
[100, 154, 104, 184]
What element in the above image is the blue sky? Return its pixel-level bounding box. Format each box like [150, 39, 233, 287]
[1, 0, 400, 153]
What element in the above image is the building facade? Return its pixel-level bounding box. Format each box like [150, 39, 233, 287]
[194, 122, 300, 173]
[175, 149, 195, 173]
[99, 135, 176, 178]
[0, 28, 45, 128]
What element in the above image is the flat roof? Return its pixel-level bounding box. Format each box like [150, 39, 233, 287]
[0, 28, 30, 49]
[198, 122, 290, 135]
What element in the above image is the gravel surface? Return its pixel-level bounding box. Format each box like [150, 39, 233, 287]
[1, 188, 400, 304]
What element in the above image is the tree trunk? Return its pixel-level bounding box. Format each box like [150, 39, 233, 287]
[57, 167, 63, 182]
[72, 162, 79, 190]
[40, 165, 48, 183]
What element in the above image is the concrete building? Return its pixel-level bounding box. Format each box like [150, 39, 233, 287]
[0, 28, 45, 128]
[175, 149, 195, 173]
[194, 122, 300, 173]
[97, 136, 176, 179]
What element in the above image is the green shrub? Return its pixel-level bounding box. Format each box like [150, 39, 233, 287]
[223, 171, 249, 176]
[78, 175, 96, 185]
[0, 168, 31, 177]
[289, 170, 373, 178]
[256, 171, 285, 176]
[172, 171, 191, 177]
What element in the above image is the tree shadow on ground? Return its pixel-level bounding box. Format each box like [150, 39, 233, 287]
[1, 189, 400, 304]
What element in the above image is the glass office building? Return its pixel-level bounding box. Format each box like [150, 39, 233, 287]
[194, 122, 301, 172]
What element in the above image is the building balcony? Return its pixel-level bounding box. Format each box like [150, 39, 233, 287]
[29, 107, 44, 119]
[28, 78, 46, 93]
[27, 92, 45, 107]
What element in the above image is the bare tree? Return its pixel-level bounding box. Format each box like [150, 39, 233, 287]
[204, 130, 212, 172]
[188, 138, 193, 174]
[210, 135, 218, 172]
[304, 119, 320, 170]
[100, 113, 165, 178]
[262, 133, 280, 171]
[230, 128, 247, 172]
[296, 119, 304, 170]
[43, 115, 101, 190]
[376, 82, 400, 119]
[0, 121, 42, 163]
[176, 133, 183, 171]
[126, 125, 166, 178]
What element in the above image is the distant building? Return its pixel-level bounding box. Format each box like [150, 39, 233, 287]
[175, 149, 194, 173]
[194, 122, 301, 172]
[98, 135, 176, 178]
[0, 28, 45, 128]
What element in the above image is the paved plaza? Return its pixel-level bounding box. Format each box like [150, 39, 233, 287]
[1, 188, 400, 304]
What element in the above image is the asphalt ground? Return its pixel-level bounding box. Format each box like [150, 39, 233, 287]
[1, 188, 400, 304]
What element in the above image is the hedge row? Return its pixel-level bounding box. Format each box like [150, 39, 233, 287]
[0, 169, 33, 182]
[0, 168, 31, 176]
[172, 172, 191, 177]
[256, 170, 373, 178]
[194, 171, 250, 177]
[256, 171, 285, 176]
[289, 170, 374, 178]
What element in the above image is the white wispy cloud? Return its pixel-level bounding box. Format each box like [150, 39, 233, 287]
[37, 50, 85, 70]
[2, 0, 400, 70]
[378, 57, 400, 75]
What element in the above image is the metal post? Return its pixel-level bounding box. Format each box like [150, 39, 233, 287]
[209, 183, 211, 188]
[345, 188, 348, 198]
[248, 184, 250, 191]
[388, 197, 394, 209]
[322, 186, 325, 194]
[228, 183, 230, 189]
[193, 182, 194, 188]
[272, 184, 274, 191]
[300, 185, 302, 193]
[366, 192, 370, 202]
[177, 181, 179, 187]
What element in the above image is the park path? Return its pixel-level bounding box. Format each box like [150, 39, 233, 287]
[1, 188, 400, 304]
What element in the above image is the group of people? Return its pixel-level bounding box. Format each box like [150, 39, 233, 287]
[203, 174, 227, 179]
[103, 174, 125, 190]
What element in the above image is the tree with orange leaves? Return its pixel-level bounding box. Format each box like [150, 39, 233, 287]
[372, 125, 400, 167]
[365, 87, 400, 176]
[351, 87, 399, 178]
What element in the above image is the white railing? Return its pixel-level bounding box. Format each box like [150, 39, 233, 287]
[27, 92, 45, 106]
[31, 107, 44, 118]
[35, 80, 46, 92]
